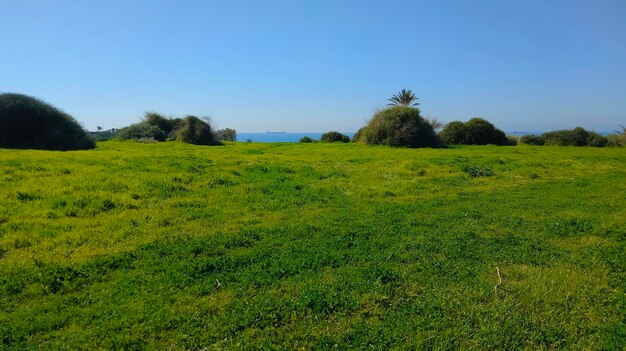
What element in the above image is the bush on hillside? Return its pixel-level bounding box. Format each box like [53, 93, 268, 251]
[607, 132, 626, 147]
[116, 122, 167, 141]
[438, 121, 468, 145]
[299, 136, 314, 143]
[145, 112, 177, 135]
[172, 116, 221, 145]
[465, 118, 509, 145]
[351, 127, 365, 142]
[359, 106, 440, 148]
[541, 127, 607, 147]
[0, 93, 95, 150]
[439, 118, 509, 146]
[217, 128, 237, 142]
[586, 132, 608, 147]
[519, 134, 545, 145]
[321, 131, 350, 143]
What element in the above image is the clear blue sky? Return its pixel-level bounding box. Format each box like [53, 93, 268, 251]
[1, 0, 625, 132]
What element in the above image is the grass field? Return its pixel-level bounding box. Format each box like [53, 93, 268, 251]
[1, 141, 624, 350]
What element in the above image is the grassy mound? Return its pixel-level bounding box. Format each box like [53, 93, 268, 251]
[0, 93, 95, 150]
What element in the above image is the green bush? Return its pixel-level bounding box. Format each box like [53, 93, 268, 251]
[438, 121, 468, 145]
[541, 127, 607, 147]
[0, 93, 95, 150]
[607, 133, 626, 147]
[320, 131, 350, 143]
[586, 132, 608, 147]
[462, 165, 494, 177]
[360, 106, 440, 148]
[172, 116, 221, 145]
[520, 134, 545, 145]
[144, 112, 177, 135]
[506, 135, 518, 146]
[116, 122, 167, 141]
[351, 127, 365, 142]
[217, 128, 237, 142]
[440, 118, 509, 146]
[299, 136, 314, 143]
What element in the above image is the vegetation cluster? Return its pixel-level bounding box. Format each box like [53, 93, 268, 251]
[115, 113, 232, 145]
[320, 131, 350, 143]
[0, 93, 95, 151]
[356, 106, 440, 148]
[520, 127, 609, 147]
[439, 118, 513, 146]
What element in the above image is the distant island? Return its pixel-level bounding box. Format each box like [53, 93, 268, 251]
[267, 131, 286, 134]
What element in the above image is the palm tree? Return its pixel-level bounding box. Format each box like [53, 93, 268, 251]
[387, 89, 420, 107]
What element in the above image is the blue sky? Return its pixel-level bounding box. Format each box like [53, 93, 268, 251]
[1, 0, 625, 132]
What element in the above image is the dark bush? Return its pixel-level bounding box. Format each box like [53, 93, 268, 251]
[439, 118, 509, 146]
[144, 112, 176, 135]
[520, 134, 545, 145]
[116, 122, 167, 141]
[506, 135, 518, 146]
[438, 121, 468, 145]
[586, 132, 608, 147]
[172, 116, 221, 145]
[360, 106, 440, 148]
[321, 131, 350, 143]
[299, 136, 314, 143]
[541, 127, 607, 147]
[0, 93, 95, 150]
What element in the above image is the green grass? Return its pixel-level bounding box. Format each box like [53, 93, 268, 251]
[1, 141, 624, 350]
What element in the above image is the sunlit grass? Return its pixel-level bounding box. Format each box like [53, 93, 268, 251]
[1, 141, 624, 349]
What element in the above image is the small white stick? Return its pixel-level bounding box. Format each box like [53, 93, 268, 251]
[213, 279, 222, 292]
[495, 266, 502, 296]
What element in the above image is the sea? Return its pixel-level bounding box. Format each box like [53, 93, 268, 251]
[235, 131, 613, 142]
[237, 132, 354, 142]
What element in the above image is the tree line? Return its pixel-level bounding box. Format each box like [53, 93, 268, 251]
[1, 91, 624, 150]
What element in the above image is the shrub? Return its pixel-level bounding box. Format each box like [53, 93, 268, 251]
[144, 112, 176, 135]
[116, 122, 167, 141]
[607, 134, 626, 147]
[351, 127, 365, 142]
[321, 131, 350, 143]
[541, 127, 607, 147]
[0, 93, 95, 150]
[438, 121, 468, 145]
[462, 165, 494, 177]
[299, 136, 314, 143]
[439, 118, 509, 146]
[506, 135, 518, 146]
[586, 132, 608, 147]
[360, 106, 440, 148]
[172, 116, 221, 145]
[217, 128, 237, 142]
[520, 134, 545, 145]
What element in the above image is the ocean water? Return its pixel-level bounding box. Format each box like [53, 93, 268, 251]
[237, 132, 354, 142]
